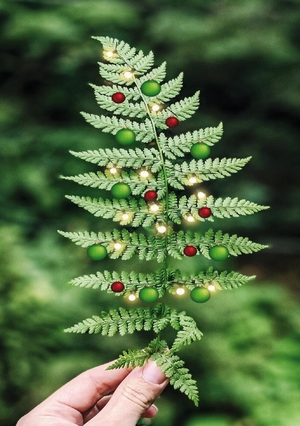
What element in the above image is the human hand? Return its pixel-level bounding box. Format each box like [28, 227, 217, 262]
[17, 359, 168, 426]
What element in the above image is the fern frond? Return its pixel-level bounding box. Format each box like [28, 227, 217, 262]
[80, 113, 154, 143]
[157, 72, 184, 102]
[69, 147, 162, 173]
[167, 229, 268, 259]
[65, 304, 176, 336]
[159, 122, 223, 159]
[60, 35, 269, 408]
[167, 157, 252, 187]
[90, 83, 140, 101]
[171, 313, 203, 351]
[65, 195, 165, 227]
[166, 193, 269, 223]
[189, 268, 256, 290]
[151, 353, 199, 406]
[61, 170, 158, 195]
[139, 62, 167, 84]
[69, 269, 172, 296]
[94, 93, 147, 118]
[107, 349, 151, 369]
[106, 338, 169, 370]
[59, 228, 267, 261]
[151, 92, 200, 130]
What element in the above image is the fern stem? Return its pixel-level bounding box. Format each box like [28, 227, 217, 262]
[115, 41, 170, 285]
[133, 80, 170, 268]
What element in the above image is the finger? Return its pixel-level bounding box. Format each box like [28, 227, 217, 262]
[88, 361, 168, 426]
[83, 395, 158, 423]
[46, 360, 132, 413]
[83, 395, 111, 423]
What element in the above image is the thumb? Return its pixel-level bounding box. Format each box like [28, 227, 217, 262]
[91, 361, 168, 426]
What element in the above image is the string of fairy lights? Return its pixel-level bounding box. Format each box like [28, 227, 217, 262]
[84, 46, 226, 304]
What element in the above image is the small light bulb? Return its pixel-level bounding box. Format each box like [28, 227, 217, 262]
[186, 215, 195, 222]
[104, 50, 114, 58]
[128, 292, 136, 301]
[151, 104, 160, 112]
[109, 167, 117, 174]
[140, 170, 149, 178]
[122, 213, 129, 220]
[123, 71, 134, 79]
[189, 176, 197, 184]
[208, 284, 216, 292]
[197, 191, 206, 199]
[157, 224, 167, 234]
[114, 242, 122, 251]
[176, 286, 185, 295]
[150, 203, 159, 212]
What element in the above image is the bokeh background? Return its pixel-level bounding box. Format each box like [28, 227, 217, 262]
[1, 0, 300, 425]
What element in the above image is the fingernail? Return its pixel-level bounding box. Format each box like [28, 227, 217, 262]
[142, 361, 166, 384]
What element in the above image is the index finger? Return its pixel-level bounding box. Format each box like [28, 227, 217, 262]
[46, 360, 132, 413]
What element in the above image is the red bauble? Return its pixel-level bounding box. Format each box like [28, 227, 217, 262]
[144, 190, 158, 202]
[112, 92, 126, 103]
[184, 245, 197, 257]
[198, 207, 212, 218]
[166, 117, 179, 128]
[111, 281, 125, 292]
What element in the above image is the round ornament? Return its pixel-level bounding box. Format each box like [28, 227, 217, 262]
[190, 287, 211, 303]
[111, 182, 131, 199]
[190, 142, 211, 159]
[112, 92, 126, 103]
[139, 287, 159, 303]
[141, 80, 161, 97]
[144, 190, 158, 202]
[184, 245, 197, 257]
[115, 129, 136, 145]
[87, 244, 107, 260]
[198, 207, 212, 219]
[111, 281, 125, 293]
[209, 245, 229, 261]
[166, 117, 179, 128]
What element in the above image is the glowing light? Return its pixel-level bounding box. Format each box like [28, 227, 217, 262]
[114, 242, 122, 251]
[186, 215, 195, 223]
[140, 170, 149, 178]
[122, 213, 129, 220]
[128, 292, 136, 301]
[109, 167, 118, 174]
[197, 191, 206, 200]
[151, 104, 160, 112]
[104, 50, 114, 59]
[150, 203, 159, 212]
[208, 284, 216, 292]
[176, 286, 185, 295]
[157, 224, 167, 234]
[123, 71, 134, 79]
[189, 176, 197, 184]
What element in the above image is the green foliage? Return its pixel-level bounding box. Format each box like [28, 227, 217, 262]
[58, 35, 269, 403]
[0, 0, 299, 424]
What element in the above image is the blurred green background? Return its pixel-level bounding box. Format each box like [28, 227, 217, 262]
[1, 0, 300, 425]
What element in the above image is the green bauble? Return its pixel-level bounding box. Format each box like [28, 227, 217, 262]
[190, 287, 211, 303]
[190, 142, 211, 159]
[115, 129, 136, 145]
[87, 244, 107, 260]
[209, 245, 229, 261]
[141, 80, 161, 97]
[111, 182, 131, 199]
[139, 287, 159, 303]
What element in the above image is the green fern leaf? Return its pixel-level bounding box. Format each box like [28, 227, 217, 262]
[159, 122, 223, 159]
[151, 353, 199, 406]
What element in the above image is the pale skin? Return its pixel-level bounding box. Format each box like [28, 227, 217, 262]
[17, 360, 169, 426]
